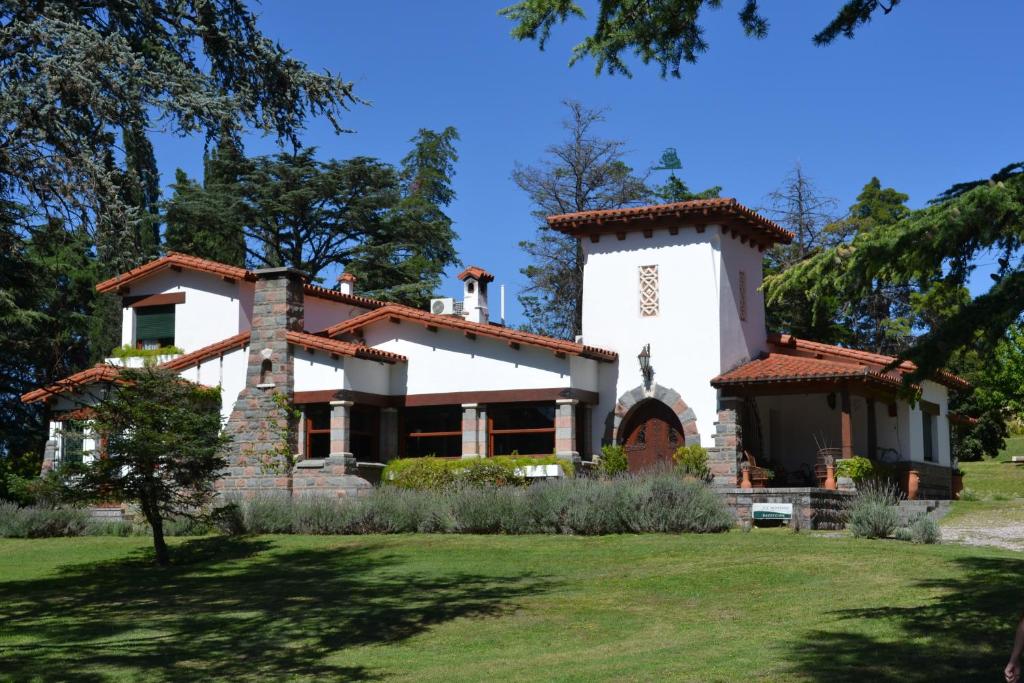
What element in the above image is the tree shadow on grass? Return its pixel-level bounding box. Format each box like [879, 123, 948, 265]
[785, 555, 1024, 682]
[0, 536, 552, 681]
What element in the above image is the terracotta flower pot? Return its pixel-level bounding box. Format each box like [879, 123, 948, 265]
[824, 463, 837, 491]
[905, 469, 921, 500]
[740, 464, 752, 490]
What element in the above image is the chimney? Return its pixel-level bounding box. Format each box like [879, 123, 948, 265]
[457, 266, 494, 324]
[338, 271, 357, 296]
[249, 267, 305, 388]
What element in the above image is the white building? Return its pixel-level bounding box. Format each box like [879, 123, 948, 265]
[23, 198, 967, 500]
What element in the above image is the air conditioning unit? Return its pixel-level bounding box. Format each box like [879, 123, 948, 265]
[430, 297, 455, 315]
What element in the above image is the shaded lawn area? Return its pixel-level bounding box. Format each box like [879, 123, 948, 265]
[0, 533, 1021, 682]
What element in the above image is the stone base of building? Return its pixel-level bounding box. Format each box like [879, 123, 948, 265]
[292, 456, 373, 498]
[720, 488, 853, 530]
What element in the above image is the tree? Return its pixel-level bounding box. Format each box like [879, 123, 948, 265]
[764, 162, 1024, 383]
[514, 101, 650, 339]
[827, 177, 915, 355]
[0, 1, 357, 243]
[761, 163, 843, 342]
[164, 139, 249, 267]
[500, 0, 901, 78]
[63, 367, 229, 566]
[347, 128, 461, 307]
[652, 174, 722, 203]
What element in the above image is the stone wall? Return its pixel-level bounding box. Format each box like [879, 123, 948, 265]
[892, 461, 953, 500]
[220, 268, 305, 498]
[722, 488, 853, 530]
[707, 397, 742, 489]
[292, 457, 372, 498]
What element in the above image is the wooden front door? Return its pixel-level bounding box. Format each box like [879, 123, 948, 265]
[621, 400, 685, 473]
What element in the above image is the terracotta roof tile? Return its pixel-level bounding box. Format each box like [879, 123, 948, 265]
[21, 365, 122, 403]
[768, 334, 970, 391]
[286, 331, 407, 364]
[711, 354, 906, 389]
[457, 266, 495, 283]
[323, 304, 618, 362]
[546, 198, 794, 246]
[161, 332, 251, 372]
[95, 252, 388, 310]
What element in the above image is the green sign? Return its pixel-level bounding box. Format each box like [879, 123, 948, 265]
[751, 503, 793, 521]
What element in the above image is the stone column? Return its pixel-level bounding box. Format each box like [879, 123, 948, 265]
[708, 396, 743, 489]
[461, 403, 482, 458]
[329, 400, 356, 472]
[555, 398, 580, 464]
[379, 407, 399, 462]
[41, 420, 59, 474]
[222, 267, 305, 496]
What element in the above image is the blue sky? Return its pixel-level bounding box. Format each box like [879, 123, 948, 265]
[150, 1, 1023, 326]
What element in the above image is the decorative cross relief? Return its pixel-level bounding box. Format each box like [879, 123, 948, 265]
[639, 265, 659, 317]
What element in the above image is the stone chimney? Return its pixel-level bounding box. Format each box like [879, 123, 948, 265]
[457, 266, 494, 324]
[222, 267, 306, 496]
[337, 271, 357, 296]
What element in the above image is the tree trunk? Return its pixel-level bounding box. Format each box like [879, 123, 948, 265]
[141, 500, 170, 566]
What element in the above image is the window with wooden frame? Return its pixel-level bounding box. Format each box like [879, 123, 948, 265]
[488, 402, 555, 456]
[135, 304, 175, 349]
[305, 404, 331, 459]
[404, 405, 462, 458]
[350, 405, 380, 462]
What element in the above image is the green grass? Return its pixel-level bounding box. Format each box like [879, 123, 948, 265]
[945, 452, 1024, 527]
[1001, 435, 1024, 462]
[0, 533, 1020, 682]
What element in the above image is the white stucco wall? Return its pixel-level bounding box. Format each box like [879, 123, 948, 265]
[718, 236, 768, 372]
[362, 322, 574, 396]
[304, 296, 374, 334]
[293, 348, 391, 395]
[908, 380, 951, 466]
[117, 270, 246, 354]
[580, 227, 727, 448]
[176, 344, 249, 423]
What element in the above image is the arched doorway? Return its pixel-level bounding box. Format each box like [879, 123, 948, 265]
[618, 399, 685, 472]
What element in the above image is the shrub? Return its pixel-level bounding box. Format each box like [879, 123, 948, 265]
[835, 456, 876, 482]
[846, 479, 901, 539]
[211, 502, 246, 536]
[673, 444, 709, 480]
[0, 502, 94, 538]
[241, 494, 294, 534]
[959, 487, 980, 501]
[381, 456, 570, 490]
[599, 444, 628, 477]
[905, 513, 941, 544]
[4, 471, 66, 507]
[292, 496, 358, 535]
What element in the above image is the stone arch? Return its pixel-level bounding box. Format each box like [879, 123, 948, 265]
[610, 384, 700, 447]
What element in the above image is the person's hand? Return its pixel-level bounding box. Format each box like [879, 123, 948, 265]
[1007, 658, 1021, 683]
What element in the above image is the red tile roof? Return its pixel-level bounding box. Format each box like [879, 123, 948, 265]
[711, 353, 906, 390]
[161, 332, 252, 372]
[21, 365, 122, 404]
[768, 334, 970, 391]
[546, 198, 795, 246]
[457, 266, 495, 283]
[95, 252, 387, 310]
[323, 304, 618, 362]
[286, 331, 407, 364]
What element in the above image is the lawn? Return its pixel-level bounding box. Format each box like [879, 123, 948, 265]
[0, 532, 1020, 682]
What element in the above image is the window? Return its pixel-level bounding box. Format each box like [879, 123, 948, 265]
[404, 405, 462, 457]
[135, 304, 175, 349]
[922, 412, 935, 462]
[639, 265, 659, 317]
[350, 405, 379, 462]
[306, 405, 331, 459]
[489, 402, 555, 456]
[61, 419, 87, 465]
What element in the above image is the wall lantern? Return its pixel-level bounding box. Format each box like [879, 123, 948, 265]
[638, 344, 654, 387]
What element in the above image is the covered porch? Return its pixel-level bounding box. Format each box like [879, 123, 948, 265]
[710, 349, 956, 500]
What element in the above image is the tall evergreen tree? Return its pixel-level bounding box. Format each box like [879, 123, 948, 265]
[347, 128, 461, 306]
[513, 101, 650, 339]
[652, 174, 721, 202]
[164, 139, 249, 267]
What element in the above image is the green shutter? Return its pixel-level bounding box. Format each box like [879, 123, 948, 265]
[135, 305, 175, 346]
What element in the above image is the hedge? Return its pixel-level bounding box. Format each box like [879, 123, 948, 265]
[381, 456, 574, 490]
